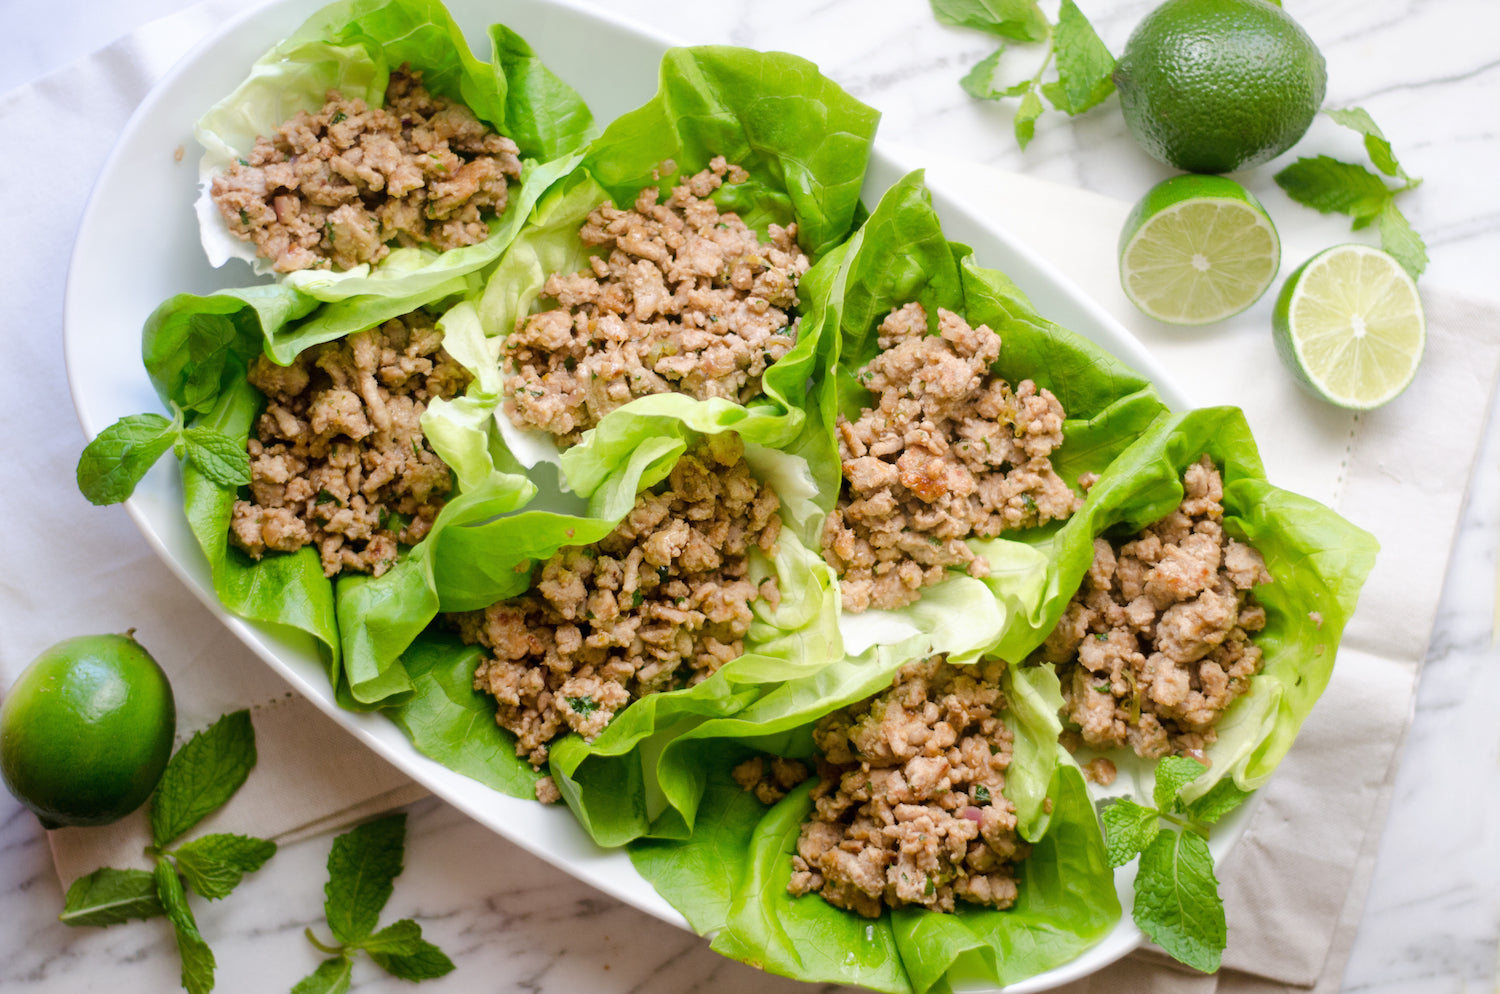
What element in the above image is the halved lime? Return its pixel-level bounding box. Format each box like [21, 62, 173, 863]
[1272, 244, 1425, 409]
[1119, 175, 1281, 325]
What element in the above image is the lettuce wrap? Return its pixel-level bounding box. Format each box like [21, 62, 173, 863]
[194, 0, 592, 300]
[374, 408, 843, 815]
[627, 656, 1121, 994]
[141, 283, 535, 704]
[808, 170, 1169, 657]
[1010, 406, 1379, 799]
[476, 45, 879, 475]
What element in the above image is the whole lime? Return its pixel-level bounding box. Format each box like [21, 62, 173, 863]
[1114, 0, 1327, 174]
[0, 634, 176, 828]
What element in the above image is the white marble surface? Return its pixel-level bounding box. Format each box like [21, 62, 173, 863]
[2, 1, 1499, 992]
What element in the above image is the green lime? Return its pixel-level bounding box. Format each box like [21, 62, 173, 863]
[1114, 0, 1327, 173]
[1272, 244, 1425, 409]
[0, 633, 176, 829]
[1118, 174, 1281, 325]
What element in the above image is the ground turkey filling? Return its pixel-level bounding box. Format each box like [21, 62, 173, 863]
[454, 435, 782, 781]
[501, 157, 810, 446]
[1040, 456, 1273, 760]
[211, 66, 523, 273]
[780, 657, 1027, 919]
[822, 303, 1079, 613]
[230, 311, 469, 578]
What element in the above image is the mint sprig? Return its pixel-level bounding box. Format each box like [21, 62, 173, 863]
[944, 0, 1114, 149]
[297, 814, 455, 990]
[1274, 107, 1427, 280]
[77, 403, 249, 506]
[1101, 756, 1254, 973]
[59, 710, 276, 994]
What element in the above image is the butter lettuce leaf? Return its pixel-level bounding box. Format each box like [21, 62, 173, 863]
[140, 287, 531, 705]
[194, 0, 592, 299]
[476, 45, 877, 473]
[808, 170, 1168, 658]
[1016, 406, 1379, 797]
[377, 414, 843, 806]
[629, 684, 1119, 993]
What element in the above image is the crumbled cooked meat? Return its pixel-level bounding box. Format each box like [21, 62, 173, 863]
[455, 435, 783, 766]
[822, 303, 1079, 612]
[1082, 757, 1117, 786]
[1040, 455, 1273, 759]
[501, 157, 810, 445]
[731, 755, 811, 805]
[229, 311, 470, 577]
[211, 66, 522, 273]
[534, 776, 562, 805]
[787, 657, 1027, 918]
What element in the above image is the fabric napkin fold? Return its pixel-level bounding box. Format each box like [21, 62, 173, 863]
[7, 8, 1497, 994]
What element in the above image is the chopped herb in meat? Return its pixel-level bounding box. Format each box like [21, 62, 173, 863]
[785, 657, 1027, 918]
[822, 303, 1079, 613]
[210, 66, 522, 273]
[453, 435, 784, 796]
[501, 157, 810, 446]
[228, 310, 470, 578]
[1041, 456, 1272, 759]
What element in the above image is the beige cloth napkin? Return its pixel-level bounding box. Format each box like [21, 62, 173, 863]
[11, 9, 1497, 993]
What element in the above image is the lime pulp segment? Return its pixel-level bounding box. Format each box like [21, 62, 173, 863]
[1278, 245, 1425, 409]
[1121, 198, 1281, 325]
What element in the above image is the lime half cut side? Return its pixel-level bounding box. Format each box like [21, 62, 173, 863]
[1273, 244, 1425, 410]
[1119, 175, 1281, 325]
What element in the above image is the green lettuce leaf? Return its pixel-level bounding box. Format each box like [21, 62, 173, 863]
[141, 287, 533, 704]
[389, 415, 843, 808]
[193, 0, 592, 299]
[475, 45, 878, 472]
[811, 170, 1168, 656]
[629, 678, 1119, 994]
[1016, 406, 1379, 797]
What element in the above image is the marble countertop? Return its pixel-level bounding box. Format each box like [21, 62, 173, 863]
[3, 1, 1498, 992]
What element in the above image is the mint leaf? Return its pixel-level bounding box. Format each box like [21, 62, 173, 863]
[76, 413, 177, 505]
[155, 858, 217, 994]
[1014, 88, 1044, 149]
[357, 918, 425, 956]
[1049, 0, 1114, 114]
[369, 926, 456, 982]
[173, 834, 277, 901]
[930, 0, 1048, 41]
[1378, 201, 1428, 280]
[151, 710, 258, 848]
[1101, 799, 1159, 868]
[60, 867, 166, 927]
[182, 426, 251, 488]
[960, 47, 1031, 100]
[291, 957, 354, 994]
[1152, 756, 1208, 811]
[1133, 829, 1226, 973]
[1183, 779, 1255, 826]
[1274, 155, 1393, 223]
[325, 814, 407, 945]
[1324, 107, 1408, 181]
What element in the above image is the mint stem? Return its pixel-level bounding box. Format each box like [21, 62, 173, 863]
[305, 928, 345, 956]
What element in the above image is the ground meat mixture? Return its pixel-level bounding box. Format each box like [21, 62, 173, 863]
[453, 435, 783, 787]
[229, 310, 469, 578]
[211, 66, 523, 273]
[1040, 456, 1273, 760]
[501, 157, 810, 446]
[786, 657, 1027, 918]
[730, 755, 810, 806]
[822, 303, 1079, 613]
